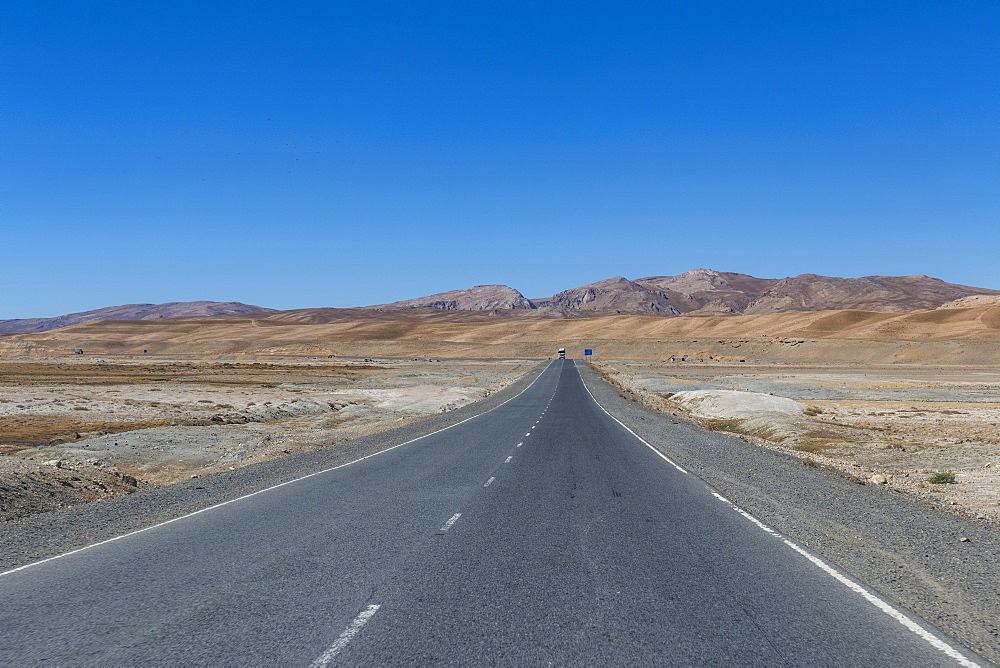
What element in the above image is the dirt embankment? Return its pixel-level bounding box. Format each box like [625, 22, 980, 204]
[0, 357, 534, 521]
[594, 361, 1000, 524]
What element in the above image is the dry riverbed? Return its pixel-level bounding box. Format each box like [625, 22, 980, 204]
[595, 361, 1000, 523]
[0, 356, 534, 520]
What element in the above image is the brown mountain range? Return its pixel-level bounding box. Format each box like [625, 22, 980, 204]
[0, 301, 275, 334]
[370, 269, 999, 316]
[3, 270, 996, 335]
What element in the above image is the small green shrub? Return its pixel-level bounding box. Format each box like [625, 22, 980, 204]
[928, 472, 956, 484]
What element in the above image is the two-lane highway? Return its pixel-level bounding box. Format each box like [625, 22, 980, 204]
[0, 360, 980, 665]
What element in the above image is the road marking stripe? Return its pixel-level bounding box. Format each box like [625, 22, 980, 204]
[439, 512, 462, 532]
[484, 476, 495, 487]
[516, 442, 522, 448]
[0, 361, 556, 578]
[505, 456, 512, 463]
[525, 432, 531, 437]
[309, 604, 381, 667]
[710, 494, 978, 667]
[573, 362, 688, 474]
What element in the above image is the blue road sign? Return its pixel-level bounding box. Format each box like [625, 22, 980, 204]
[584, 349, 593, 356]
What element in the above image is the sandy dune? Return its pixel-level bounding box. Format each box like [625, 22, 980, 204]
[1, 305, 999, 364]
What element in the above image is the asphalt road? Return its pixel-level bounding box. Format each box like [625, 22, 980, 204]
[0, 360, 982, 665]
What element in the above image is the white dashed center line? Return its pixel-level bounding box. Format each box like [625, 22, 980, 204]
[439, 513, 462, 532]
[516, 442, 523, 448]
[310, 604, 381, 667]
[484, 476, 495, 487]
[505, 456, 512, 463]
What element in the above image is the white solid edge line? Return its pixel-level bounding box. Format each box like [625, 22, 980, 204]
[573, 361, 687, 474]
[0, 360, 555, 579]
[709, 494, 979, 667]
[309, 603, 381, 667]
[439, 512, 462, 532]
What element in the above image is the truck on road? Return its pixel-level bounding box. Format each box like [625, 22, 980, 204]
[558, 348, 566, 359]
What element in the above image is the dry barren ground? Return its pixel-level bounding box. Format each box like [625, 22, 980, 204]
[596, 361, 1000, 523]
[4, 303, 1000, 364]
[0, 355, 534, 520]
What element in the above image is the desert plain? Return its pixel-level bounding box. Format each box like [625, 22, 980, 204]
[1, 301, 999, 525]
[0, 355, 534, 520]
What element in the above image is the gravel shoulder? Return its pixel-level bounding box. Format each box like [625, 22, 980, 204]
[0, 361, 547, 572]
[577, 361, 1000, 663]
[598, 361, 1000, 523]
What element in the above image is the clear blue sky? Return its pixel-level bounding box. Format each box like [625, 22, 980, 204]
[2, 1, 997, 318]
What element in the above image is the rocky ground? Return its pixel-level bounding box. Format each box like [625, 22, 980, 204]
[594, 361, 1000, 523]
[0, 356, 534, 520]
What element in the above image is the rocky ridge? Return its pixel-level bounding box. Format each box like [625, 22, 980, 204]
[938, 294, 1000, 309]
[535, 276, 681, 315]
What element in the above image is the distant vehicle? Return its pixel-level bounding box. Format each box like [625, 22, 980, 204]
[558, 348, 566, 359]
[73, 349, 83, 355]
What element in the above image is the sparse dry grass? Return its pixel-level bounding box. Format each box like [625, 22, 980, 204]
[703, 418, 777, 441]
[0, 362, 373, 385]
[0, 416, 177, 448]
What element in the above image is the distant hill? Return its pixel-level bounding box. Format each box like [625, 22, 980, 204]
[533, 276, 680, 315]
[366, 285, 535, 311]
[0, 301, 276, 333]
[367, 270, 1000, 316]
